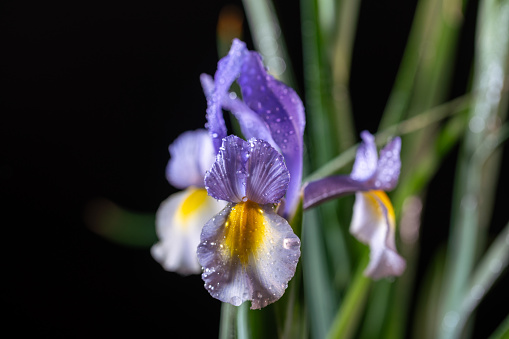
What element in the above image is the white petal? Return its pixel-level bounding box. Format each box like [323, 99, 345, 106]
[350, 191, 406, 279]
[151, 187, 226, 275]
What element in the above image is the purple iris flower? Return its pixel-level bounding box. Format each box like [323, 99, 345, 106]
[201, 39, 305, 218]
[303, 131, 406, 279]
[197, 135, 301, 309]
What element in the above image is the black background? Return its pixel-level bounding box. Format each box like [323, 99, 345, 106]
[2, 0, 507, 338]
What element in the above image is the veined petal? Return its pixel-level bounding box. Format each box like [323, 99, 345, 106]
[151, 187, 226, 275]
[197, 201, 300, 309]
[246, 138, 289, 204]
[237, 51, 304, 217]
[351, 131, 378, 181]
[303, 176, 364, 210]
[350, 191, 406, 279]
[166, 129, 215, 189]
[205, 135, 248, 203]
[201, 73, 279, 151]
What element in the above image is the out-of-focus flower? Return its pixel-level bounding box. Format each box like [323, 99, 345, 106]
[303, 131, 405, 279]
[197, 135, 301, 309]
[151, 130, 225, 275]
[200, 39, 305, 218]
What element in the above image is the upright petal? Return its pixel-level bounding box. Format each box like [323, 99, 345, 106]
[151, 187, 226, 275]
[204, 39, 249, 152]
[166, 129, 215, 189]
[237, 52, 304, 217]
[197, 202, 300, 309]
[246, 139, 290, 205]
[350, 191, 406, 279]
[351, 131, 378, 181]
[205, 135, 248, 203]
[371, 136, 401, 191]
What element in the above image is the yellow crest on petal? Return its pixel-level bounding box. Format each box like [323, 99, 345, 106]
[367, 190, 396, 228]
[223, 200, 266, 265]
[176, 187, 209, 224]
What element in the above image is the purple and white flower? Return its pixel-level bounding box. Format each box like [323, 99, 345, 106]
[303, 131, 406, 279]
[151, 130, 226, 275]
[197, 135, 301, 309]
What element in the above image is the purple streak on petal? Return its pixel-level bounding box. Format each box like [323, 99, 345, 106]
[204, 39, 249, 152]
[205, 136, 248, 203]
[246, 139, 290, 204]
[166, 129, 215, 189]
[371, 137, 401, 191]
[237, 52, 304, 217]
[303, 176, 366, 210]
[351, 131, 378, 181]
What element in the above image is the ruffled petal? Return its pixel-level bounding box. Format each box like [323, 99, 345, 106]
[303, 176, 364, 209]
[201, 73, 279, 151]
[205, 135, 248, 203]
[351, 131, 378, 181]
[166, 129, 215, 189]
[246, 139, 289, 204]
[237, 51, 304, 217]
[197, 202, 300, 309]
[151, 187, 226, 275]
[350, 191, 406, 279]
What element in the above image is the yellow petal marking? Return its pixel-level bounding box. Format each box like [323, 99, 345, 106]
[176, 187, 209, 224]
[223, 200, 266, 265]
[369, 190, 396, 228]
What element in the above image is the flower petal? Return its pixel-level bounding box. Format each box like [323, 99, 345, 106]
[350, 131, 378, 181]
[151, 187, 226, 275]
[197, 202, 300, 309]
[166, 129, 215, 189]
[205, 135, 248, 203]
[204, 39, 249, 152]
[246, 139, 289, 204]
[303, 176, 364, 210]
[237, 51, 304, 217]
[371, 136, 401, 191]
[350, 191, 406, 279]
[201, 73, 279, 151]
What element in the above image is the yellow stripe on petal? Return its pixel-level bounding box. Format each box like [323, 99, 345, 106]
[176, 187, 209, 224]
[223, 200, 266, 265]
[369, 190, 395, 227]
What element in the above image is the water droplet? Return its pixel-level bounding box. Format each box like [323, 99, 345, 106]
[283, 237, 300, 249]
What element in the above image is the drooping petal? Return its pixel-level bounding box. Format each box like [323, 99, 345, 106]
[303, 176, 364, 210]
[201, 73, 279, 151]
[205, 135, 248, 203]
[151, 187, 226, 275]
[246, 138, 289, 205]
[197, 201, 300, 309]
[350, 191, 406, 279]
[166, 129, 215, 189]
[350, 131, 378, 181]
[204, 39, 249, 152]
[237, 51, 304, 217]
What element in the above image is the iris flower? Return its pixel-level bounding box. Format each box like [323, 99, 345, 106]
[197, 135, 300, 309]
[303, 131, 406, 279]
[151, 129, 225, 275]
[200, 38, 305, 218]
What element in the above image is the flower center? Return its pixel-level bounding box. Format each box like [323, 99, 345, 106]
[223, 200, 266, 265]
[177, 187, 209, 223]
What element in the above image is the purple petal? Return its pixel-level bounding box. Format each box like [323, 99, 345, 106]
[197, 202, 300, 309]
[205, 135, 248, 203]
[350, 191, 406, 279]
[351, 131, 378, 181]
[166, 129, 215, 189]
[371, 137, 401, 191]
[151, 187, 226, 275]
[303, 176, 365, 210]
[205, 39, 249, 152]
[246, 139, 290, 204]
[237, 52, 304, 217]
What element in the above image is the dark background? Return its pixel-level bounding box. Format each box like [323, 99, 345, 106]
[2, 0, 507, 338]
